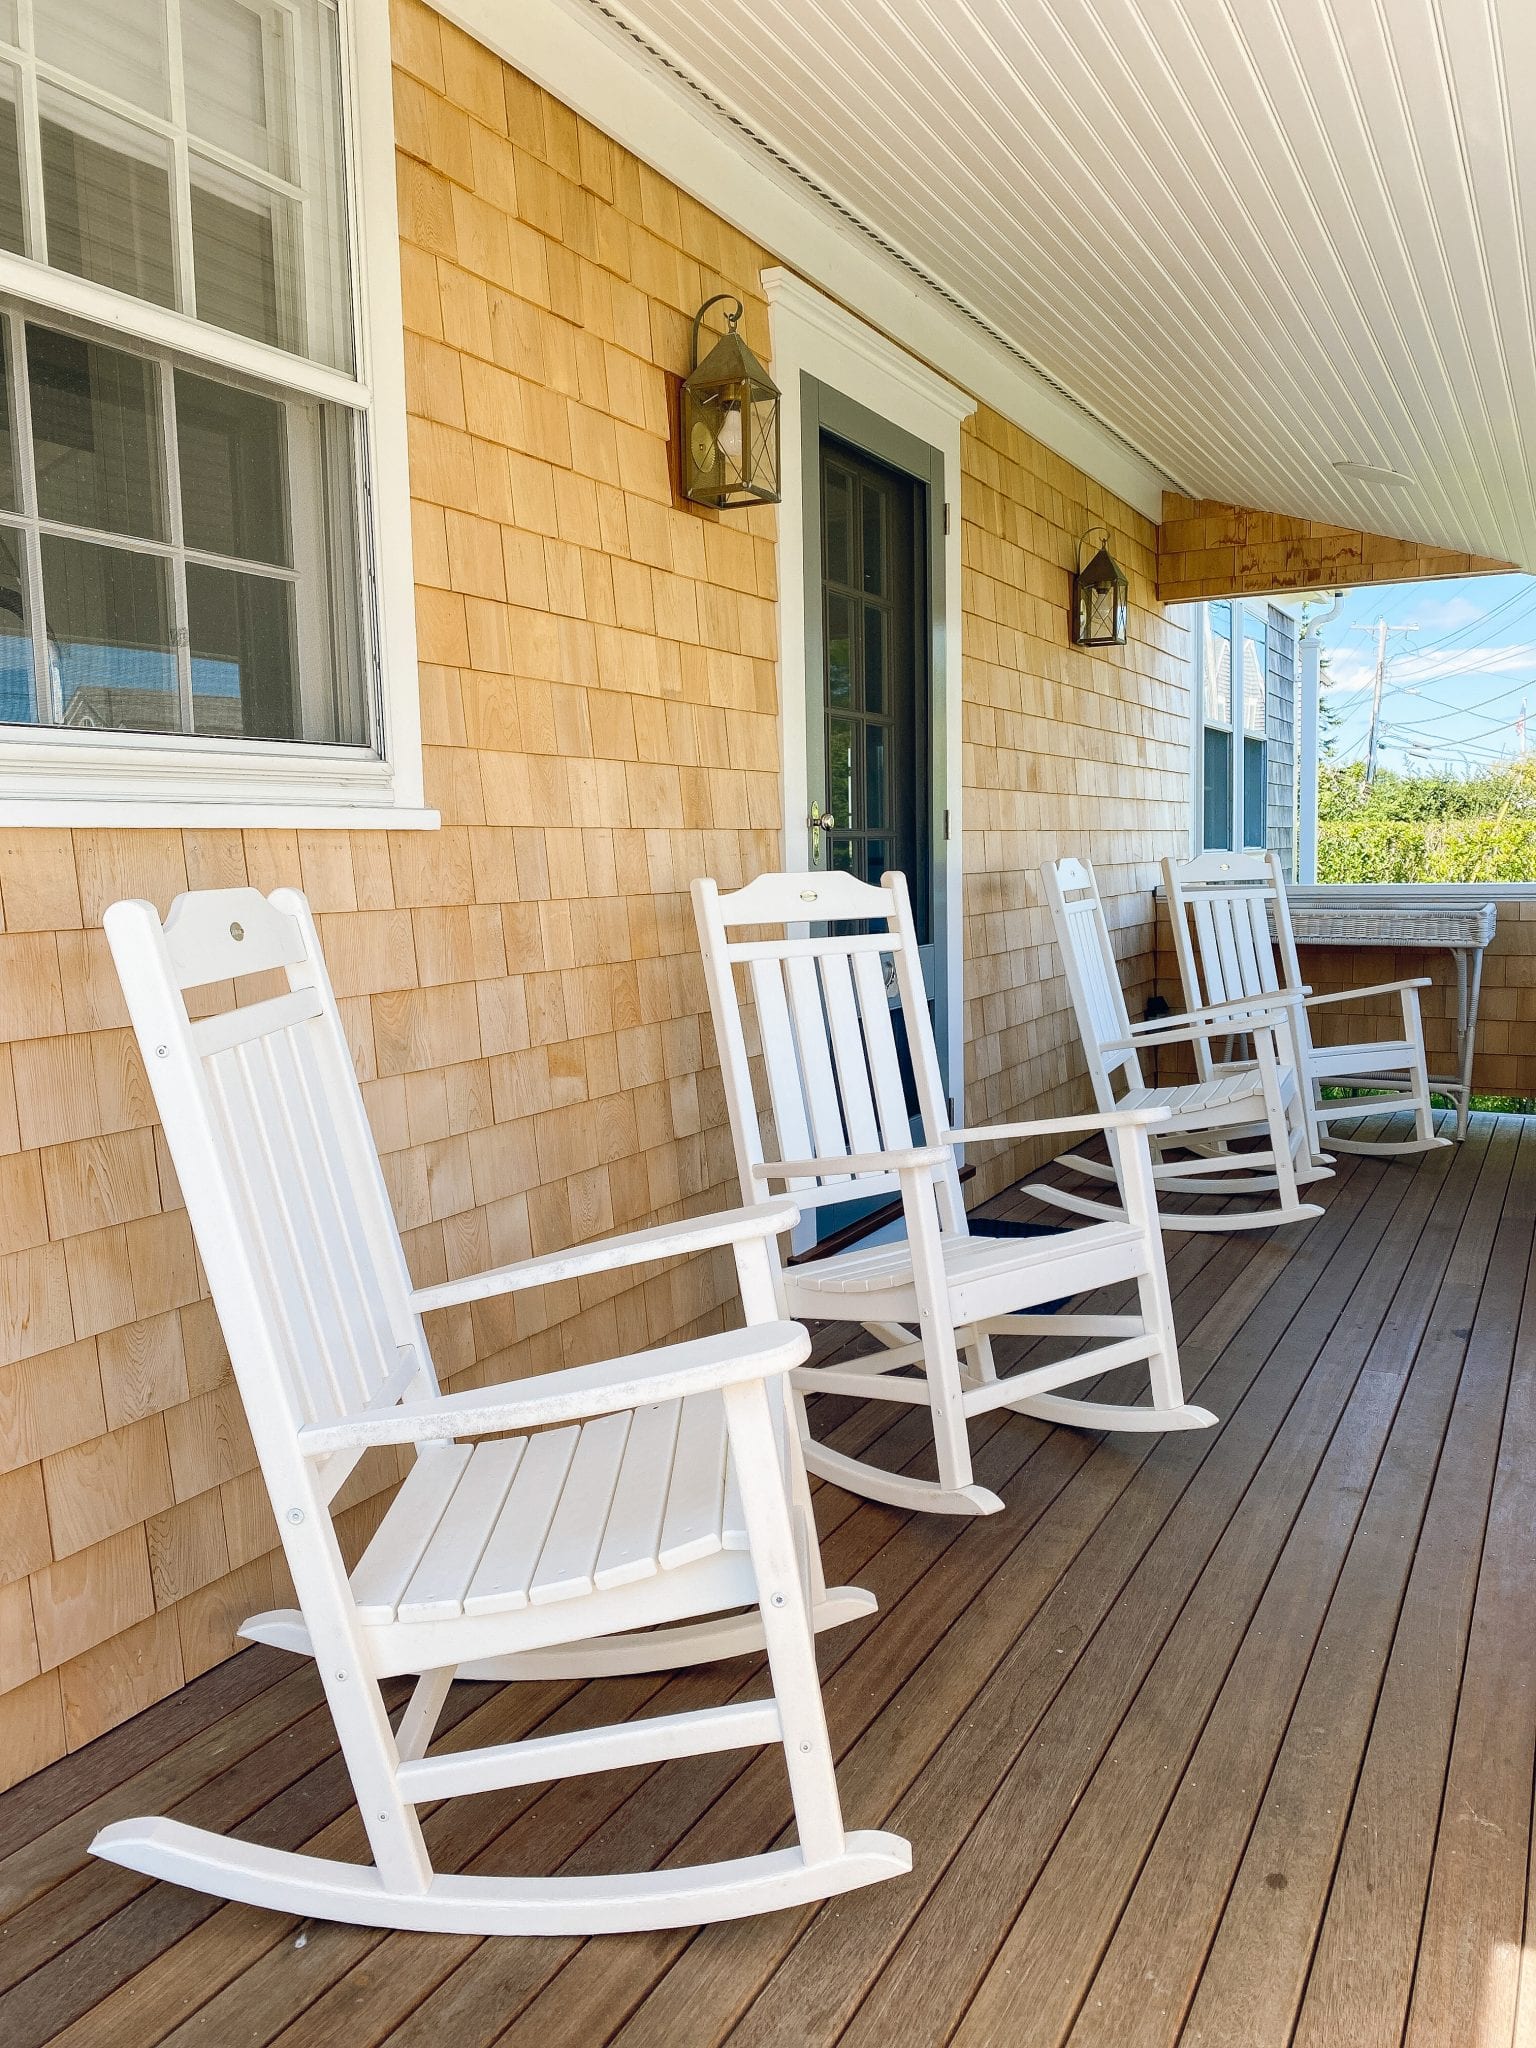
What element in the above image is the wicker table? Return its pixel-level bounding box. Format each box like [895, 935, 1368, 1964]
[1286, 900, 1498, 1139]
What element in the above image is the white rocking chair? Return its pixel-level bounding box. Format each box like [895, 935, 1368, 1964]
[693, 869, 1212, 1523]
[1036, 856, 1330, 1232]
[90, 887, 907, 1935]
[1164, 849, 1449, 1160]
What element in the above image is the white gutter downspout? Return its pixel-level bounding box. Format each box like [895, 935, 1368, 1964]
[1297, 592, 1344, 882]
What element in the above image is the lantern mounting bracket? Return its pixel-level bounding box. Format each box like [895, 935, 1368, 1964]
[690, 294, 745, 371]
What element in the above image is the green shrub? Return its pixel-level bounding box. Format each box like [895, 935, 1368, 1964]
[1316, 758, 1536, 881]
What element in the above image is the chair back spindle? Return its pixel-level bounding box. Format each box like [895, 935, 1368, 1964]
[694, 870, 963, 1232]
[105, 888, 434, 1503]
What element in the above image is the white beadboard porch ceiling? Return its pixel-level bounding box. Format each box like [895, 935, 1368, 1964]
[571, 0, 1536, 567]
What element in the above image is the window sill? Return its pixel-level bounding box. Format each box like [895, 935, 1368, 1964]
[0, 796, 439, 829]
[0, 732, 439, 830]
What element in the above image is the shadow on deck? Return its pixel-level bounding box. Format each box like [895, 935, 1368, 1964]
[1, 1111, 1533, 2048]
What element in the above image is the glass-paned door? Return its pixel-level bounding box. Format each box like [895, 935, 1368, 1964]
[817, 434, 929, 943]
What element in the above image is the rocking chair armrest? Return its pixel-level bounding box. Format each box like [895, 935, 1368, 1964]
[1303, 977, 1432, 1007]
[1102, 1006, 1291, 1052]
[750, 1146, 950, 1182]
[946, 1108, 1170, 1145]
[1120, 991, 1306, 1038]
[297, 1320, 813, 1454]
[408, 1200, 800, 1315]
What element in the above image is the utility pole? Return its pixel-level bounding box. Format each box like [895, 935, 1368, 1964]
[1352, 616, 1419, 787]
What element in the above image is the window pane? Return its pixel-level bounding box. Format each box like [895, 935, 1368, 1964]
[183, 0, 354, 370]
[1203, 726, 1232, 851]
[1202, 605, 1232, 725]
[0, 3, 16, 43]
[187, 563, 296, 738]
[0, 323, 14, 514]
[40, 90, 176, 310]
[36, 0, 171, 121]
[29, 326, 165, 542]
[828, 714, 854, 831]
[1243, 611, 1268, 734]
[1243, 735, 1267, 849]
[0, 65, 24, 257]
[824, 465, 851, 586]
[191, 156, 299, 353]
[175, 370, 290, 566]
[826, 591, 851, 705]
[0, 526, 34, 722]
[43, 535, 179, 733]
[861, 484, 885, 596]
[866, 723, 887, 829]
[863, 602, 885, 712]
[182, 0, 291, 178]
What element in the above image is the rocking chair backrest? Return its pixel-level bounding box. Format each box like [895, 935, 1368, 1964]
[104, 888, 433, 1503]
[693, 869, 964, 1233]
[1041, 857, 1143, 1107]
[1162, 850, 1309, 1080]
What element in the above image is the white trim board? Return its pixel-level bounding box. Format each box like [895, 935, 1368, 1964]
[766, 269, 972, 1131]
[436, 0, 1174, 523]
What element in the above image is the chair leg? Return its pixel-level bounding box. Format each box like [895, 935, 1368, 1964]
[961, 1328, 998, 1387]
[396, 1666, 455, 1762]
[723, 1377, 848, 1867]
[319, 1660, 434, 1897]
[901, 1165, 980, 1499]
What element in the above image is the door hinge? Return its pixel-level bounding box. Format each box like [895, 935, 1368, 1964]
[943, 502, 951, 535]
[943, 809, 951, 840]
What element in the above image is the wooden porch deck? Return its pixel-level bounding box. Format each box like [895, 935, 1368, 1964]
[3, 1113, 1536, 2048]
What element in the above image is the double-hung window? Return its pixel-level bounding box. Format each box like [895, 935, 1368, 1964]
[1193, 599, 1282, 856]
[0, 0, 428, 825]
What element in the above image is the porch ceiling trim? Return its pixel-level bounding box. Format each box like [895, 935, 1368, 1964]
[438, 0, 1177, 522]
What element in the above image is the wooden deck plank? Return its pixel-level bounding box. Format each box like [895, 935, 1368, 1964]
[693, 1143, 1411, 2048]
[596, 1159, 1392, 2048]
[822, 1133, 1481, 2048]
[1282, 1145, 1531, 2048]
[1178, 1122, 1536, 2048]
[1000, 1122, 1528, 2048]
[1072, 1121, 1536, 2048]
[4, 1129, 1535, 2048]
[1402, 1140, 1536, 2048]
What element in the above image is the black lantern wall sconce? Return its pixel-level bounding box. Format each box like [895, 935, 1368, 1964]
[1071, 528, 1129, 646]
[679, 294, 781, 509]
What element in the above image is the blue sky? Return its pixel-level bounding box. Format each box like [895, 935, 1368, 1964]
[1312, 574, 1536, 776]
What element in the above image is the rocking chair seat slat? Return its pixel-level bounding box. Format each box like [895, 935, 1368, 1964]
[790, 1220, 1144, 1297]
[659, 1393, 735, 1568]
[351, 1394, 753, 1627]
[1115, 1066, 1300, 1122]
[351, 1444, 472, 1623]
[393, 1439, 524, 1622]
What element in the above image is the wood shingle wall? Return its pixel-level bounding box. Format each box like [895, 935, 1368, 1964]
[0, 1, 1195, 1785]
[960, 413, 1191, 1200]
[1157, 491, 1513, 603]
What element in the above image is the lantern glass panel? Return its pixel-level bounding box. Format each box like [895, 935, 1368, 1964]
[750, 387, 778, 498]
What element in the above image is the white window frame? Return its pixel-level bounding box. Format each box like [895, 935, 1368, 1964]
[0, 0, 433, 829]
[1189, 597, 1274, 857]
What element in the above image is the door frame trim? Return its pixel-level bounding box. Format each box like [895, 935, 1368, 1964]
[764, 267, 974, 1119]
